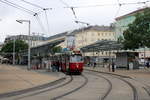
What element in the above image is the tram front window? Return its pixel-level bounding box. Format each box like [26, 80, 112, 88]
[70, 55, 83, 62]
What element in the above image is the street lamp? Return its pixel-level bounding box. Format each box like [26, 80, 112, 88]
[13, 37, 15, 65]
[16, 20, 31, 70]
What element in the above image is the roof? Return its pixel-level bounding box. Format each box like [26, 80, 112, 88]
[71, 25, 114, 35]
[21, 39, 65, 56]
[47, 25, 114, 40]
[115, 7, 149, 21]
[81, 40, 123, 52]
[5, 35, 47, 41]
[46, 32, 67, 40]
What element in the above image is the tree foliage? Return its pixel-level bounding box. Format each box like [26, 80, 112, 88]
[1, 40, 28, 53]
[51, 46, 62, 55]
[123, 8, 150, 50]
[117, 35, 124, 44]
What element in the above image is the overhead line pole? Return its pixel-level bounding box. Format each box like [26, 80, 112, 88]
[13, 37, 15, 65]
[16, 20, 31, 70]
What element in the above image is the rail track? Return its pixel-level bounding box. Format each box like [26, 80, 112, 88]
[0, 76, 66, 99]
[85, 69, 139, 100]
[14, 75, 73, 100]
[50, 74, 88, 100]
[84, 71, 112, 100]
[11, 74, 88, 100]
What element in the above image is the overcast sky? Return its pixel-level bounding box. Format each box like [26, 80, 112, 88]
[0, 0, 149, 42]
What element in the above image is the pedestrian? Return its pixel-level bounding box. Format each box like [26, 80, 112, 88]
[93, 62, 96, 68]
[112, 62, 115, 72]
[146, 61, 150, 68]
[56, 61, 60, 72]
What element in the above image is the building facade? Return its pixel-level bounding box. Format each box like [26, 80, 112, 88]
[115, 7, 150, 58]
[115, 7, 147, 39]
[45, 25, 115, 57]
[5, 35, 47, 47]
[73, 26, 115, 57]
[74, 26, 115, 48]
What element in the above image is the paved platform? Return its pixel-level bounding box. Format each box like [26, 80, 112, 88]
[0, 64, 64, 94]
[84, 66, 150, 86]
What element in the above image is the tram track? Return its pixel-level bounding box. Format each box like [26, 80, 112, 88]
[84, 71, 112, 100]
[13, 75, 73, 100]
[114, 76, 138, 100]
[51, 74, 88, 100]
[85, 69, 139, 100]
[0, 72, 66, 99]
[131, 78, 150, 97]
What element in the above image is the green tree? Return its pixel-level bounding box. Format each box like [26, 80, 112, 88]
[117, 36, 124, 44]
[123, 8, 150, 50]
[0, 40, 28, 62]
[51, 46, 62, 55]
[1, 40, 28, 53]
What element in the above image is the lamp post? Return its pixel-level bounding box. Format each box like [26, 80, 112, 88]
[13, 37, 15, 65]
[16, 20, 31, 70]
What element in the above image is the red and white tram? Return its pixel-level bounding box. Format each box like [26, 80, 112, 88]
[57, 50, 84, 74]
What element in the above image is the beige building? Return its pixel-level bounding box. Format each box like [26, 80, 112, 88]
[74, 26, 115, 57]
[74, 26, 115, 48]
[45, 25, 115, 57]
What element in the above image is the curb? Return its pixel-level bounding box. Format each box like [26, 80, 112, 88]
[0, 75, 66, 99]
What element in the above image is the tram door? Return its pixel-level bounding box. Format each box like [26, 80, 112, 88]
[65, 54, 70, 71]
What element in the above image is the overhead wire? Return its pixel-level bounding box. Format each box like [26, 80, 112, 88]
[35, 15, 46, 34]
[0, 0, 47, 33]
[0, 0, 35, 15]
[63, 1, 150, 8]
[20, 0, 52, 34]
[21, 0, 44, 9]
[115, 5, 121, 18]
[64, 4, 117, 8]
[0, 0, 149, 35]
[44, 10, 50, 34]
[70, 7, 77, 19]
[59, 0, 70, 7]
[59, 0, 78, 19]
[115, 0, 121, 18]
[3, 0, 36, 14]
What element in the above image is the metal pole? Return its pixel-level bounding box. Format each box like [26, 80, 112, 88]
[109, 50, 111, 72]
[144, 47, 146, 68]
[28, 21, 31, 70]
[13, 37, 15, 65]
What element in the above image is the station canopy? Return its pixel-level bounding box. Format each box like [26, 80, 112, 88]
[80, 40, 123, 52]
[21, 39, 64, 56]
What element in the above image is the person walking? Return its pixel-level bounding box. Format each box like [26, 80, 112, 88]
[112, 62, 115, 72]
[146, 61, 150, 68]
[93, 62, 96, 68]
